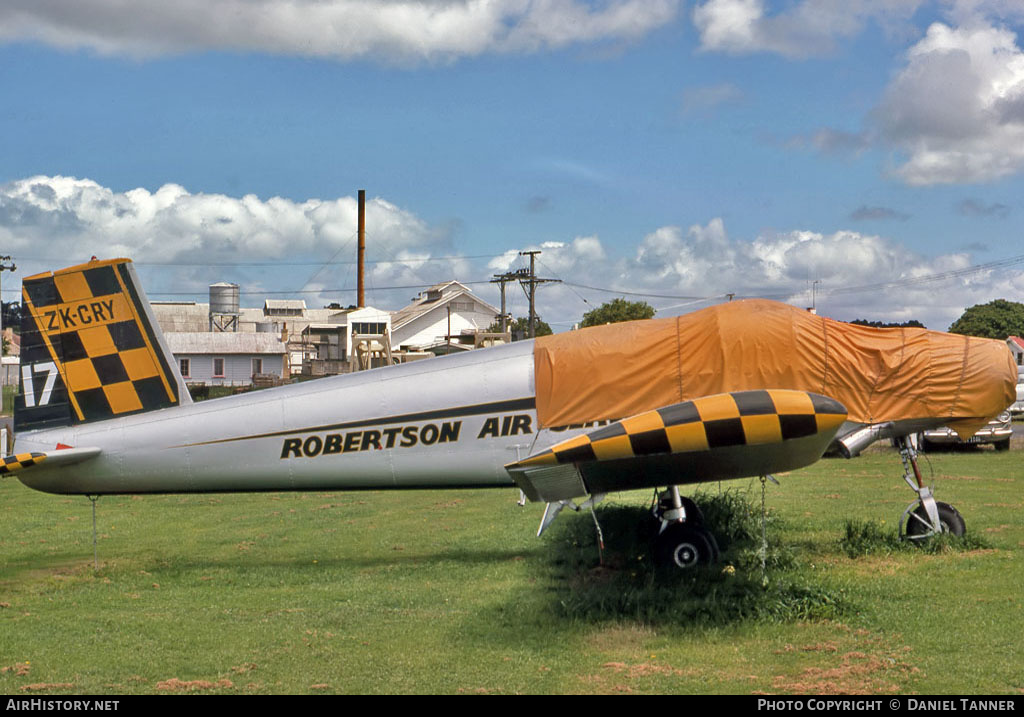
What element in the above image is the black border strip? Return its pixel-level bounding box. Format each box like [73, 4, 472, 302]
[118, 262, 180, 404]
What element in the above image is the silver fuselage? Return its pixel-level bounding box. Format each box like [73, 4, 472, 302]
[16, 341, 569, 495]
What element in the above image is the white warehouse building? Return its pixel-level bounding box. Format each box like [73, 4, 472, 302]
[165, 332, 288, 387]
[390, 281, 500, 353]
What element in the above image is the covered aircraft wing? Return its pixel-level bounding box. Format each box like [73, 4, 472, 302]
[534, 299, 1017, 439]
[508, 389, 846, 502]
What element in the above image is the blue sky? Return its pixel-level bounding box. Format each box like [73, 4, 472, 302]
[2, 0, 1024, 331]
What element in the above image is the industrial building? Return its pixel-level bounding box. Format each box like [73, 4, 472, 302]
[149, 278, 502, 385]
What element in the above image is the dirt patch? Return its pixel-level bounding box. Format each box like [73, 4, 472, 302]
[433, 500, 464, 508]
[601, 661, 693, 679]
[457, 686, 504, 694]
[845, 556, 904, 577]
[19, 683, 75, 692]
[155, 678, 234, 692]
[576, 659, 701, 693]
[771, 650, 918, 694]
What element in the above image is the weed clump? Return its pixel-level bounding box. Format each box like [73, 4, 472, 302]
[543, 490, 844, 625]
[840, 519, 991, 558]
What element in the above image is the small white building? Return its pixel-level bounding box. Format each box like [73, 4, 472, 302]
[1007, 336, 1024, 371]
[165, 332, 288, 387]
[390, 281, 500, 352]
[299, 306, 392, 371]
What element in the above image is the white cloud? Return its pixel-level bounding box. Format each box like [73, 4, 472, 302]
[0, 175, 437, 260]
[692, 0, 924, 58]
[0, 0, 679, 63]
[871, 20, 1024, 184]
[495, 218, 1022, 330]
[1, 175, 1017, 330]
[785, 6, 1024, 186]
[0, 175, 459, 307]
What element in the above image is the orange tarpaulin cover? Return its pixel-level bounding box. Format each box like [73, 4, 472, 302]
[534, 299, 1017, 437]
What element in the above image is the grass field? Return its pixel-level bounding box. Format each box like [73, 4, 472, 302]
[1, 444, 1021, 695]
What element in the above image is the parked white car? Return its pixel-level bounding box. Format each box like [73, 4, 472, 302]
[1010, 374, 1024, 417]
[918, 411, 1013, 452]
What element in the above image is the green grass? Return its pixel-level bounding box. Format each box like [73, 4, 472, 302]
[1, 446, 1022, 694]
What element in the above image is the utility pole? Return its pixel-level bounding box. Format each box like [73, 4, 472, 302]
[490, 268, 529, 333]
[0, 256, 15, 353]
[517, 250, 560, 339]
[357, 190, 366, 308]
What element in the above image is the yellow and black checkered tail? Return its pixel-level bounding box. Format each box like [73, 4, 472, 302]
[15, 258, 187, 432]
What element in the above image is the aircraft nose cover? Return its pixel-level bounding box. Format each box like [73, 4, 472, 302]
[507, 389, 847, 503]
[533, 299, 1017, 438]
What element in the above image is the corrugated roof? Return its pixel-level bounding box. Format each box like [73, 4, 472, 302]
[151, 302, 211, 333]
[265, 299, 306, 311]
[165, 332, 287, 355]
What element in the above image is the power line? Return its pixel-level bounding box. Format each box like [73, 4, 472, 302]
[7, 254, 509, 268]
[7, 249, 1024, 306]
[562, 281, 708, 301]
[145, 280, 498, 298]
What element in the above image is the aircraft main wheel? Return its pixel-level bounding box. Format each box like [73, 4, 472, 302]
[654, 523, 717, 569]
[905, 501, 966, 538]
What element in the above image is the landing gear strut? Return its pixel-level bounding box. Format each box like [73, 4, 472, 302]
[651, 486, 719, 569]
[895, 435, 966, 539]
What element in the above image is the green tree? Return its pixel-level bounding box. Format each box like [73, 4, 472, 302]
[850, 318, 926, 329]
[2, 301, 20, 330]
[580, 298, 655, 328]
[948, 299, 1024, 339]
[487, 316, 552, 340]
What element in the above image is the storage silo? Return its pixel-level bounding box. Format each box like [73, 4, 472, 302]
[209, 282, 240, 332]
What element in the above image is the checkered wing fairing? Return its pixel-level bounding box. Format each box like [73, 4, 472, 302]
[15, 259, 181, 432]
[507, 389, 847, 503]
[0, 452, 46, 475]
[0, 446, 102, 478]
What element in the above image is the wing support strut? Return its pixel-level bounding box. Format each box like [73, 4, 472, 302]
[537, 493, 607, 564]
[537, 493, 606, 537]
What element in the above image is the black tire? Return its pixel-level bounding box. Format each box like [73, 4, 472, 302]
[654, 523, 717, 569]
[702, 528, 721, 563]
[994, 439, 1011, 452]
[905, 501, 966, 538]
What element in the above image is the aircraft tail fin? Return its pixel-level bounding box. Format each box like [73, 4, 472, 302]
[15, 258, 189, 432]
